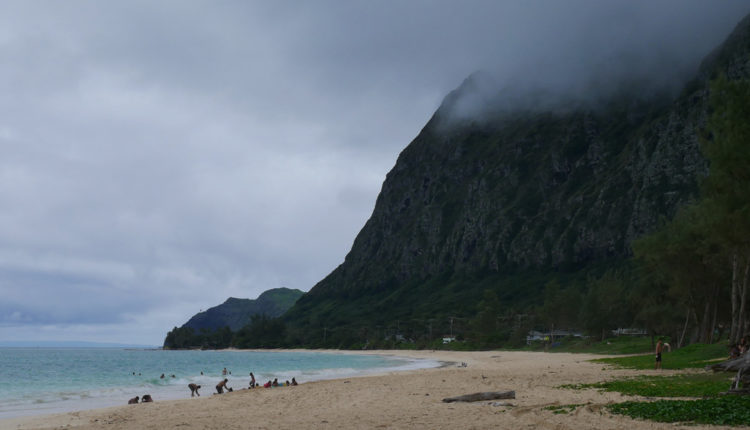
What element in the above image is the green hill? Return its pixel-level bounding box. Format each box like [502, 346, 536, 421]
[183, 288, 304, 332]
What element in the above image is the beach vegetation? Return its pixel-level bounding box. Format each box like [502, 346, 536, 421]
[592, 341, 727, 370]
[532, 334, 654, 354]
[607, 396, 750, 426]
[543, 404, 585, 414]
[560, 373, 730, 397]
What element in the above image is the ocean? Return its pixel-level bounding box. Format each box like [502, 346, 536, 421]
[0, 348, 439, 419]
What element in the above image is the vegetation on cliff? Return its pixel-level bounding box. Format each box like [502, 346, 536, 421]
[163, 288, 302, 348]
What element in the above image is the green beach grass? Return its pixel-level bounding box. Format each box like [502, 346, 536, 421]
[608, 397, 750, 426]
[561, 373, 732, 397]
[554, 341, 747, 426]
[523, 335, 655, 354]
[592, 342, 728, 370]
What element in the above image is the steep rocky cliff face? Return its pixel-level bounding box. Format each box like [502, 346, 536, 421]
[287, 14, 750, 328]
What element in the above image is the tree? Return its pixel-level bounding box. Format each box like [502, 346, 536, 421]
[579, 272, 630, 341]
[633, 203, 727, 344]
[163, 326, 198, 349]
[232, 314, 287, 348]
[470, 289, 503, 345]
[540, 279, 581, 331]
[703, 77, 750, 343]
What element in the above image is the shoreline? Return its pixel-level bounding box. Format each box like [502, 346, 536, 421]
[0, 349, 441, 423]
[0, 349, 723, 430]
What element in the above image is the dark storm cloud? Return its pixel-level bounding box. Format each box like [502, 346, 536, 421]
[435, 1, 750, 121]
[0, 1, 748, 345]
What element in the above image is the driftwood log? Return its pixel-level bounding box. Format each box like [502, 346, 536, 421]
[707, 354, 750, 394]
[442, 390, 515, 403]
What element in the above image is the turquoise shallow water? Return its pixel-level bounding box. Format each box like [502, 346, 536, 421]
[0, 348, 438, 419]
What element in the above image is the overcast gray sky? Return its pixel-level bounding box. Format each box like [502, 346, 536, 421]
[1, 1, 748, 346]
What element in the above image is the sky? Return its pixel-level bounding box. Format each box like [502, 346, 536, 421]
[1, 1, 748, 346]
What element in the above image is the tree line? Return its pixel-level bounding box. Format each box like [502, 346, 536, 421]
[164, 314, 288, 349]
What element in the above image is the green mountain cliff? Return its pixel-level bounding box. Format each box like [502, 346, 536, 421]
[282, 14, 750, 344]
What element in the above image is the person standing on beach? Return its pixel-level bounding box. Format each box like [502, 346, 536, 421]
[655, 338, 670, 370]
[249, 372, 256, 388]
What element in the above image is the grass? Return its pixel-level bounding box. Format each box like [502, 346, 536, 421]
[592, 342, 728, 370]
[523, 335, 655, 354]
[560, 373, 732, 397]
[543, 404, 585, 414]
[556, 336, 654, 354]
[556, 342, 746, 426]
[608, 396, 750, 426]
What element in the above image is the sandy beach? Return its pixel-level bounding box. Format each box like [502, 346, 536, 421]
[0, 350, 731, 430]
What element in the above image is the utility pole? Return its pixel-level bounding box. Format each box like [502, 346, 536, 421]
[323, 327, 327, 344]
[449, 317, 454, 338]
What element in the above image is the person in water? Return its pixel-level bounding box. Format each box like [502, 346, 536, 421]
[216, 378, 229, 394]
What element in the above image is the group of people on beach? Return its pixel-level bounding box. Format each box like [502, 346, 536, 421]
[127, 394, 152, 404]
[256, 377, 298, 388]
[190, 369, 300, 397]
[214, 371, 298, 394]
[128, 368, 301, 404]
[729, 335, 749, 359]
